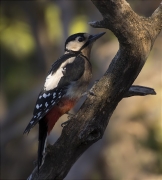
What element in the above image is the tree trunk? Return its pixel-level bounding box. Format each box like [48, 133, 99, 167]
[28, 0, 162, 179]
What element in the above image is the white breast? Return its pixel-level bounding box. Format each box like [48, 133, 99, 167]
[44, 57, 75, 91]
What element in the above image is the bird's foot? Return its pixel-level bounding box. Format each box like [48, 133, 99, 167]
[81, 90, 96, 97]
[81, 92, 88, 97]
[89, 89, 96, 96]
[61, 120, 71, 127]
[66, 112, 74, 119]
[89, 80, 99, 96]
[82, 80, 98, 97]
[61, 112, 74, 127]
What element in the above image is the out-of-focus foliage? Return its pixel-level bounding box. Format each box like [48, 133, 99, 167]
[1, 0, 162, 180]
[0, 18, 35, 59]
[45, 3, 63, 44]
[69, 15, 89, 35]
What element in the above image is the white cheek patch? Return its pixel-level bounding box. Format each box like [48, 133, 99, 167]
[44, 57, 75, 91]
[66, 41, 84, 51]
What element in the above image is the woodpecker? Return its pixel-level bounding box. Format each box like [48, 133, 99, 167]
[24, 32, 105, 170]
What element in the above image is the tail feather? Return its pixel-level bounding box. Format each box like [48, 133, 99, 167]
[38, 118, 48, 171]
[24, 118, 39, 134]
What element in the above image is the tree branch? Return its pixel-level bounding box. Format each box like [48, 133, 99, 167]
[28, 0, 162, 179]
[124, 85, 156, 98]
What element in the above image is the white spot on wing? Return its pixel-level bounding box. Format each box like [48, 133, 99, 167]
[36, 104, 39, 109]
[44, 57, 75, 91]
[45, 102, 48, 107]
[43, 93, 48, 98]
[39, 95, 42, 99]
[30, 120, 34, 124]
[44, 93, 50, 97]
[37, 112, 41, 117]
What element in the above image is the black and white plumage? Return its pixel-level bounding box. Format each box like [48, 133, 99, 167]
[24, 53, 87, 134]
[24, 88, 66, 133]
[24, 32, 106, 171]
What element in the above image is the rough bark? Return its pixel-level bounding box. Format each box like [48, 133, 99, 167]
[28, 0, 162, 179]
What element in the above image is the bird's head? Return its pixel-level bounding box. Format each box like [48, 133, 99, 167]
[65, 32, 105, 57]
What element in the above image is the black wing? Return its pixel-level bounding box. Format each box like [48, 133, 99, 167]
[57, 55, 85, 87]
[24, 54, 86, 133]
[48, 53, 76, 75]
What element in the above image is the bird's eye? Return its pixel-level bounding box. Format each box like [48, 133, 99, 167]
[78, 37, 84, 42]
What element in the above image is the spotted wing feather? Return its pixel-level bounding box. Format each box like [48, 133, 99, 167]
[23, 88, 66, 134]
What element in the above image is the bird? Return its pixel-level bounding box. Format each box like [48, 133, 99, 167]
[24, 32, 105, 170]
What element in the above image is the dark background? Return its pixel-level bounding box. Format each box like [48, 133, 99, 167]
[1, 0, 162, 179]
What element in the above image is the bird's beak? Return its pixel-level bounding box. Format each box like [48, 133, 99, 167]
[88, 32, 106, 44]
[79, 32, 106, 51]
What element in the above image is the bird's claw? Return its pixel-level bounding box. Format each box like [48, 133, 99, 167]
[61, 120, 71, 127]
[66, 112, 74, 119]
[61, 112, 75, 127]
[89, 89, 96, 96]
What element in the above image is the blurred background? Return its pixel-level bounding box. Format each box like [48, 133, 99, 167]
[0, 0, 162, 180]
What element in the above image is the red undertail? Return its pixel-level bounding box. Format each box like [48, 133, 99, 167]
[45, 98, 77, 134]
[38, 98, 77, 170]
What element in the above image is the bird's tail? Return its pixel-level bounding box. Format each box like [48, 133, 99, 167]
[38, 118, 48, 171]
